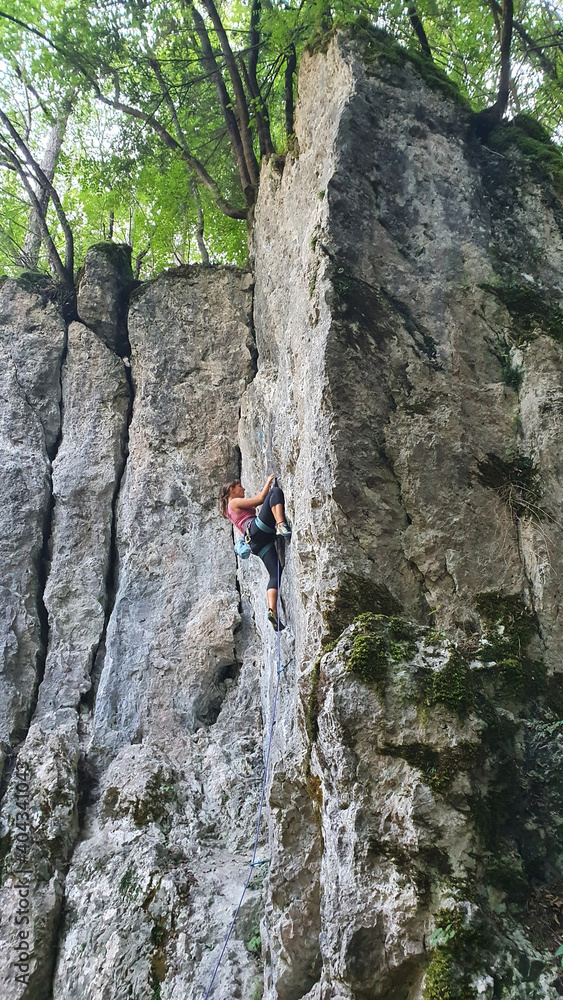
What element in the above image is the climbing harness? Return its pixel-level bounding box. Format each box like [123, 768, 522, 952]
[202, 556, 290, 1000]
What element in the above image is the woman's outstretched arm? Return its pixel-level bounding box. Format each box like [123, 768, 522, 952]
[229, 474, 276, 511]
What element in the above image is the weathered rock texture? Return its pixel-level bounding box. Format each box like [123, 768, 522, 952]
[0, 275, 66, 766]
[246, 30, 563, 1000]
[77, 242, 134, 355]
[1, 27, 563, 1000]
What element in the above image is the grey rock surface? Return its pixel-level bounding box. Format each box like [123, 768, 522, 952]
[245, 30, 563, 1000]
[0, 307, 130, 1000]
[77, 243, 134, 355]
[53, 266, 262, 1000]
[37, 320, 131, 726]
[0, 276, 66, 766]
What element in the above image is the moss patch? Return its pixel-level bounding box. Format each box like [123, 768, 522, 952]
[474, 592, 545, 702]
[345, 18, 470, 108]
[488, 113, 563, 194]
[132, 770, 178, 831]
[424, 909, 479, 1000]
[346, 613, 417, 693]
[88, 242, 134, 278]
[380, 741, 478, 796]
[246, 924, 262, 956]
[428, 651, 471, 717]
[488, 339, 523, 391]
[325, 572, 402, 645]
[119, 865, 139, 897]
[368, 838, 450, 902]
[305, 16, 469, 108]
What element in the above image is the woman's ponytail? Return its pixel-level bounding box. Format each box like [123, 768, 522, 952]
[219, 480, 240, 518]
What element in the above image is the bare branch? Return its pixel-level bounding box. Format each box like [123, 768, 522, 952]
[0, 140, 70, 286]
[198, 0, 259, 188]
[188, 2, 252, 198]
[0, 108, 74, 272]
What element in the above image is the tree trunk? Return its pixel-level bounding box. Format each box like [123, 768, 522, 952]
[284, 45, 297, 142]
[494, 0, 514, 120]
[189, 4, 253, 199]
[408, 5, 432, 59]
[189, 175, 209, 266]
[472, 0, 514, 138]
[19, 91, 74, 269]
[199, 0, 260, 190]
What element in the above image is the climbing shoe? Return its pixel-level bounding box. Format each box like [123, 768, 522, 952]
[268, 610, 286, 632]
[275, 522, 292, 538]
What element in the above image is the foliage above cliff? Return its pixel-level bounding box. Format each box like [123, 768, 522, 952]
[0, 0, 561, 281]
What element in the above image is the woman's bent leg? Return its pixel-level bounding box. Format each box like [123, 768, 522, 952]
[259, 487, 284, 529]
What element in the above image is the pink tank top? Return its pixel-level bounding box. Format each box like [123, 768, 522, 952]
[227, 502, 256, 535]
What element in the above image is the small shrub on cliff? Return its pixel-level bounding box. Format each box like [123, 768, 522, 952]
[424, 908, 479, 1000]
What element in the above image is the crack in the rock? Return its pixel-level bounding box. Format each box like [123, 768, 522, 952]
[29, 327, 69, 726]
[0, 324, 69, 999]
[82, 360, 135, 719]
[2, 327, 69, 768]
[46, 334, 135, 1000]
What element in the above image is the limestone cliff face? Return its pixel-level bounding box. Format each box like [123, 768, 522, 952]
[1, 30, 563, 1000]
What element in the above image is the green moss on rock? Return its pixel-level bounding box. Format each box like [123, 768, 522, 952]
[475, 592, 537, 658]
[347, 18, 470, 108]
[429, 651, 471, 716]
[424, 949, 462, 1000]
[132, 771, 178, 831]
[306, 657, 322, 744]
[380, 741, 478, 796]
[488, 113, 563, 194]
[424, 908, 484, 1000]
[345, 613, 417, 692]
[325, 572, 402, 645]
[474, 592, 545, 702]
[88, 242, 134, 279]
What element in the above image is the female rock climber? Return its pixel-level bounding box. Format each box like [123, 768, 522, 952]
[219, 474, 291, 631]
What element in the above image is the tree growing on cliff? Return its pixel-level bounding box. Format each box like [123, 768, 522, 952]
[0, 0, 561, 281]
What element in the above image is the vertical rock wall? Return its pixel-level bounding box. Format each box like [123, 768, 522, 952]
[0, 277, 66, 767]
[245, 30, 563, 1000]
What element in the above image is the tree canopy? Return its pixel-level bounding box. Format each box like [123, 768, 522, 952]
[0, 0, 561, 290]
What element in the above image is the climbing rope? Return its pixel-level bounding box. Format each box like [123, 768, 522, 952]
[202, 553, 289, 1000]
